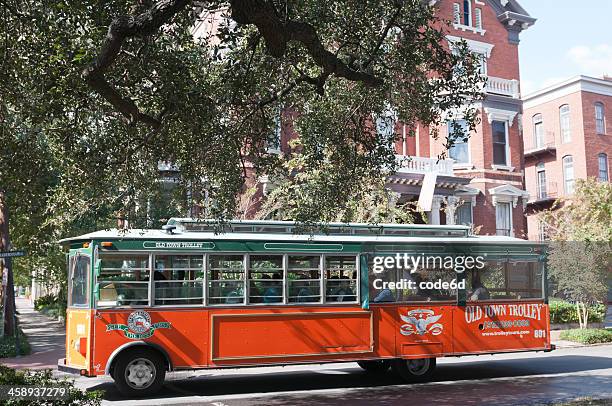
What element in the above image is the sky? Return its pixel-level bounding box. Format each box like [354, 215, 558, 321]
[517, 0, 612, 96]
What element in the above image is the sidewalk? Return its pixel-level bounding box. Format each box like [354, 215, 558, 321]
[1, 297, 66, 369]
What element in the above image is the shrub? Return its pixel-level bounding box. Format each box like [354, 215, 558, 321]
[34, 295, 66, 319]
[0, 329, 31, 358]
[34, 295, 58, 310]
[0, 364, 102, 405]
[548, 300, 605, 324]
[559, 329, 612, 345]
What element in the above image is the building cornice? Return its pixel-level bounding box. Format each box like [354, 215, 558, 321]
[523, 75, 612, 109]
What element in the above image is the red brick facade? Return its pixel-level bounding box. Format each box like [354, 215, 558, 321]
[248, 1, 536, 237]
[522, 76, 612, 240]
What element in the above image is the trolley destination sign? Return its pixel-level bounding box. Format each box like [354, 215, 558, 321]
[0, 251, 26, 259]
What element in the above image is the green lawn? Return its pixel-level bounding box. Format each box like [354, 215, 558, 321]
[559, 329, 612, 345]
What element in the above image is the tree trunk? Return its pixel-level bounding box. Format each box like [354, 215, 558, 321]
[0, 190, 16, 336]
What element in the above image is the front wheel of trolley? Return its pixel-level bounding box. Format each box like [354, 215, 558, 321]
[113, 348, 166, 397]
[392, 358, 436, 383]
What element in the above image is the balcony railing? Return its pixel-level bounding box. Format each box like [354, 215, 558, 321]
[529, 181, 559, 203]
[396, 156, 454, 176]
[524, 131, 557, 157]
[486, 76, 520, 99]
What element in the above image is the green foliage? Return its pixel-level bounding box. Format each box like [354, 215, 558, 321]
[548, 300, 606, 324]
[1, 1, 482, 294]
[559, 328, 612, 345]
[33, 295, 58, 310]
[0, 365, 102, 405]
[0, 329, 31, 358]
[34, 295, 66, 319]
[541, 179, 611, 305]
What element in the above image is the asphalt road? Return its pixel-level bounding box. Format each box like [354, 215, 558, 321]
[72, 344, 612, 406]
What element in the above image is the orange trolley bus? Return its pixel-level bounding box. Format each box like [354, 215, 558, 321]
[58, 219, 552, 396]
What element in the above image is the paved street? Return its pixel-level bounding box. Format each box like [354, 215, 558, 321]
[69, 344, 612, 406]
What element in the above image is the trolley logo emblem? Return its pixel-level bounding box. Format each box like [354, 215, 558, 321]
[400, 309, 443, 336]
[106, 311, 171, 340]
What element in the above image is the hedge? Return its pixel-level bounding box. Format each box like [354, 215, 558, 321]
[0, 329, 31, 358]
[548, 300, 606, 324]
[0, 365, 102, 405]
[559, 329, 612, 345]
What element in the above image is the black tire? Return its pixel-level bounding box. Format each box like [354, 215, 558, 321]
[357, 360, 391, 373]
[113, 348, 166, 397]
[391, 358, 436, 383]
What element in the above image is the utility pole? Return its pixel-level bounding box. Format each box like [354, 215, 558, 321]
[0, 189, 16, 337]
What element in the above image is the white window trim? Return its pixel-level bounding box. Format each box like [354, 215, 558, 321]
[598, 153, 609, 181]
[447, 120, 472, 166]
[562, 155, 575, 194]
[595, 103, 606, 135]
[490, 119, 513, 171]
[447, 36, 493, 58]
[495, 201, 514, 237]
[559, 105, 571, 143]
[474, 8, 483, 30]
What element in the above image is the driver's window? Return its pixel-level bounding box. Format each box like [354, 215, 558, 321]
[69, 255, 90, 307]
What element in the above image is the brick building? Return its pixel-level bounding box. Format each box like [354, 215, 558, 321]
[384, 0, 535, 237]
[522, 75, 612, 240]
[196, 1, 536, 238]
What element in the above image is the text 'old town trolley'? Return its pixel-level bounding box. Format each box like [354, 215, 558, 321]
[58, 219, 552, 396]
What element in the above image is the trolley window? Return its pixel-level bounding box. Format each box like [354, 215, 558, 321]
[369, 255, 458, 303]
[97, 254, 149, 307]
[208, 254, 245, 305]
[248, 255, 284, 304]
[288, 255, 321, 303]
[154, 255, 204, 305]
[325, 256, 358, 303]
[69, 255, 90, 307]
[467, 260, 544, 301]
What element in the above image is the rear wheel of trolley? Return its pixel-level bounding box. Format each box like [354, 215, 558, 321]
[392, 358, 436, 382]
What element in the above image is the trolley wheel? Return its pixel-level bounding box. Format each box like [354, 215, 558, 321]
[113, 348, 166, 397]
[391, 357, 436, 383]
[357, 360, 391, 373]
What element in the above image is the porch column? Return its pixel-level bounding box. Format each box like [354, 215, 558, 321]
[429, 196, 443, 225]
[445, 196, 459, 225]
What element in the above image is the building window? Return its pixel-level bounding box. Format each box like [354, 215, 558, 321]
[463, 0, 471, 26]
[476, 52, 487, 75]
[492, 120, 508, 166]
[456, 202, 473, 225]
[448, 120, 469, 164]
[562, 155, 575, 194]
[598, 153, 609, 182]
[595, 102, 605, 134]
[495, 201, 512, 237]
[536, 162, 547, 199]
[474, 8, 482, 29]
[533, 114, 544, 148]
[538, 220, 549, 241]
[453, 3, 461, 25]
[559, 104, 571, 143]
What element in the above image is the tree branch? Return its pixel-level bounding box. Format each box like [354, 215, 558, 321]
[83, 0, 192, 128]
[229, 0, 383, 88]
